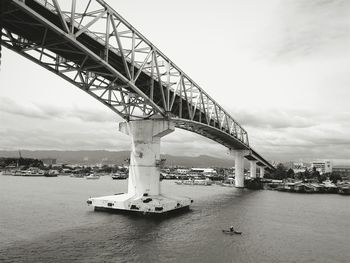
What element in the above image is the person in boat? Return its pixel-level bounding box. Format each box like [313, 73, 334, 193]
[229, 226, 234, 232]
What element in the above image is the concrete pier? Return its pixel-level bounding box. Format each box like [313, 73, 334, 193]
[229, 150, 249, 188]
[88, 119, 192, 215]
[259, 166, 265, 178]
[250, 160, 257, 178]
[120, 119, 173, 197]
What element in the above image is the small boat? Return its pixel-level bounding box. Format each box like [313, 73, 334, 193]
[322, 180, 338, 193]
[220, 177, 235, 187]
[70, 173, 84, 178]
[45, 170, 59, 177]
[338, 184, 350, 195]
[221, 183, 235, 187]
[86, 174, 100, 180]
[175, 179, 213, 186]
[19, 169, 45, 176]
[2, 170, 15, 176]
[111, 173, 127, 180]
[222, 230, 242, 235]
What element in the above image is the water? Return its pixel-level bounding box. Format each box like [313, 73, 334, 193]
[0, 175, 349, 263]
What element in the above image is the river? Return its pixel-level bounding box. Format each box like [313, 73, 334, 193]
[0, 175, 349, 263]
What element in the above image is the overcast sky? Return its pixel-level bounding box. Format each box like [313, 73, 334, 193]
[1, 0, 350, 164]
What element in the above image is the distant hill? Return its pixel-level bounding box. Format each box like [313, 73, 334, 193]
[0, 150, 234, 168]
[163, 154, 233, 168]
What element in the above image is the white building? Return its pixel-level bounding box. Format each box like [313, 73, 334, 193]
[311, 160, 332, 174]
[190, 168, 217, 177]
[176, 168, 190, 174]
[190, 168, 216, 174]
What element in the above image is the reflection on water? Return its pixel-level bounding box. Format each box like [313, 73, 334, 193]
[0, 176, 349, 262]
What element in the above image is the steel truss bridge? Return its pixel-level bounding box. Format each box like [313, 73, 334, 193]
[0, 0, 274, 170]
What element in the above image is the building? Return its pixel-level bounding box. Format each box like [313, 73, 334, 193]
[311, 160, 332, 174]
[190, 168, 216, 174]
[292, 162, 308, 174]
[40, 158, 57, 166]
[176, 168, 190, 175]
[190, 168, 217, 177]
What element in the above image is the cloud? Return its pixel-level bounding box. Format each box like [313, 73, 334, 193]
[259, 0, 350, 61]
[0, 97, 118, 123]
[0, 127, 129, 151]
[0, 97, 51, 119]
[2, 94, 350, 163]
[249, 120, 350, 162]
[231, 108, 317, 129]
[163, 128, 227, 158]
[226, 105, 350, 163]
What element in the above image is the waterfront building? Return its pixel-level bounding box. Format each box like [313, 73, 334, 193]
[311, 160, 332, 174]
[176, 168, 190, 174]
[40, 158, 57, 166]
[161, 168, 171, 173]
[52, 163, 65, 169]
[188, 168, 218, 178]
[292, 162, 308, 174]
[190, 168, 217, 174]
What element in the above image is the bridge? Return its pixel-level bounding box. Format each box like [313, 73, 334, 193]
[1, 0, 274, 214]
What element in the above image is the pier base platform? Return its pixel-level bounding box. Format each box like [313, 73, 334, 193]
[87, 193, 193, 215]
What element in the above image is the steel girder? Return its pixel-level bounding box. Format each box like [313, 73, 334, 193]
[0, 0, 274, 169]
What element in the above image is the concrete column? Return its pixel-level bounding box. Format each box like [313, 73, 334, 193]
[119, 119, 174, 198]
[229, 150, 248, 188]
[250, 160, 257, 178]
[259, 166, 265, 178]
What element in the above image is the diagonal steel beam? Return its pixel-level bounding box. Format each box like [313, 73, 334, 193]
[52, 0, 69, 33]
[75, 10, 106, 38]
[10, 0, 165, 117]
[110, 15, 131, 80]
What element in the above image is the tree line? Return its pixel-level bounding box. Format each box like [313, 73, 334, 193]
[0, 157, 43, 169]
[266, 163, 342, 183]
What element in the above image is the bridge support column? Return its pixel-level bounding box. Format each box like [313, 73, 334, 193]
[229, 150, 249, 188]
[120, 119, 173, 197]
[250, 160, 257, 178]
[88, 119, 192, 215]
[259, 166, 265, 178]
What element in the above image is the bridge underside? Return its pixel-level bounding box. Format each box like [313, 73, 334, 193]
[174, 118, 248, 150]
[173, 119, 273, 170]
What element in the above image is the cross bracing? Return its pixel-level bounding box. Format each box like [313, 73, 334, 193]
[0, 0, 274, 169]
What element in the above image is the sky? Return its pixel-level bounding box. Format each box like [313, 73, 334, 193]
[1, 0, 350, 164]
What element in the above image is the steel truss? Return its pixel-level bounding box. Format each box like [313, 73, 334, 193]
[0, 0, 276, 167]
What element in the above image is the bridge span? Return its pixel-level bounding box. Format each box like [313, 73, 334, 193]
[1, 0, 274, 215]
